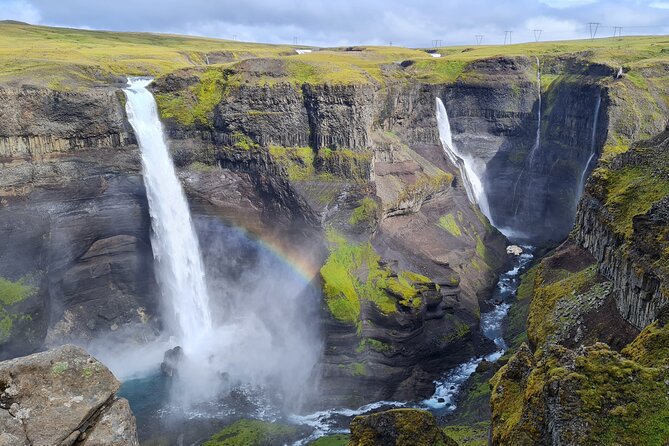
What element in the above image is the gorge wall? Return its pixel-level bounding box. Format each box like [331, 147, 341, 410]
[489, 57, 669, 445]
[0, 51, 635, 406]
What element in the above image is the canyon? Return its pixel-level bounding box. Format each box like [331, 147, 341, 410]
[1, 21, 669, 445]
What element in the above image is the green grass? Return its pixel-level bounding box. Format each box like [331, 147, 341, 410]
[203, 420, 297, 446]
[308, 434, 350, 446]
[5, 21, 669, 93]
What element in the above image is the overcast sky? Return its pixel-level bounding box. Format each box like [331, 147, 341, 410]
[2, 0, 669, 47]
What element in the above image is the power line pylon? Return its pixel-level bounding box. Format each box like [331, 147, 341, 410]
[613, 26, 623, 38]
[533, 29, 543, 42]
[588, 22, 600, 40]
[476, 35, 484, 45]
[504, 31, 512, 45]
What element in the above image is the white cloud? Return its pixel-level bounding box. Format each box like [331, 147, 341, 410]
[0, 0, 41, 23]
[650, 1, 669, 9]
[538, 0, 598, 8]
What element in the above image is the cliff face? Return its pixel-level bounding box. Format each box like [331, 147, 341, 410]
[0, 52, 637, 407]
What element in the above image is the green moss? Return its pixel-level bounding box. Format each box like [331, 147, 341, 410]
[320, 229, 431, 325]
[203, 420, 297, 446]
[308, 434, 350, 446]
[350, 409, 456, 446]
[475, 235, 487, 261]
[596, 166, 669, 238]
[0, 277, 36, 306]
[0, 277, 36, 341]
[443, 423, 489, 446]
[156, 66, 240, 127]
[527, 264, 598, 347]
[269, 145, 316, 181]
[232, 131, 258, 151]
[349, 197, 379, 226]
[52, 361, 69, 375]
[356, 338, 393, 354]
[622, 321, 669, 368]
[189, 161, 216, 172]
[350, 362, 367, 376]
[438, 213, 462, 237]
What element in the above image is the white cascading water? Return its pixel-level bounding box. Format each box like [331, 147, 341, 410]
[511, 56, 542, 216]
[124, 78, 213, 353]
[577, 94, 602, 197]
[436, 97, 492, 219]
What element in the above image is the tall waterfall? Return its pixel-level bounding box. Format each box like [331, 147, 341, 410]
[124, 78, 213, 353]
[577, 94, 602, 196]
[436, 97, 491, 219]
[511, 56, 542, 215]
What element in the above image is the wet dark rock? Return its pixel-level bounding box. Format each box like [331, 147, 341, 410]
[161, 346, 184, 378]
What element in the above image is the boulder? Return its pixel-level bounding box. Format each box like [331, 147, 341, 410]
[0, 344, 139, 446]
[349, 409, 458, 446]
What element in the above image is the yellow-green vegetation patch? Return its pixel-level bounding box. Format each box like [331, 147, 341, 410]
[320, 229, 431, 325]
[505, 266, 538, 349]
[51, 361, 69, 375]
[349, 197, 379, 226]
[622, 320, 669, 368]
[356, 338, 393, 354]
[203, 420, 298, 446]
[573, 346, 669, 445]
[308, 434, 350, 446]
[316, 148, 372, 181]
[438, 213, 462, 237]
[0, 277, 37, 341]
[155, 66, 241, 127]
[409, 59, 468, 84]
[443, 423, 489, 446]
[189, 161, 217, 172]
[595, 166, 669, 239]
[231, 131, 258, 151]
[491, 343, 669, 445]
[526, 264, 597, 346]
[269, 146, 315, 181]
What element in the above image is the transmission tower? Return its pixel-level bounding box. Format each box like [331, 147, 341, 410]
[431, 39, 442, 47]
[588, 22, 600, 40]
[232, 34, 237, 41]
[533, 29, 543, 42]
[613, 26, 623, 38]
[504, 31, 512, 45]
[293, 36, 298, 45]
[476, 35, 484, 45]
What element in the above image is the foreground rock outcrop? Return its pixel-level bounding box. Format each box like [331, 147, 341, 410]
[349, 409, 458, 446]
[0, 344, 138, 446]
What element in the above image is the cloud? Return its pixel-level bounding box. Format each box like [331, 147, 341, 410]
[0, 0, 667, 47]
[538, 0, 598, 8]
[0, 0, 41, 23]
[650, 1, 669, 9]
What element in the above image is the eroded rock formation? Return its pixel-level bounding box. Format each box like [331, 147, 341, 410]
[0, 344, 138, 446]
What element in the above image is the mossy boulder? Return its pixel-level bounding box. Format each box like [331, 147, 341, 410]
[349, 409, 458, 446]
[203, 420, 298, 446]
[490, 342, 669, 445]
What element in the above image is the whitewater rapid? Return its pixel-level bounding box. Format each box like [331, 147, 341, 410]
[124, 78, 213, 352]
